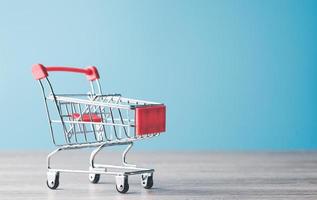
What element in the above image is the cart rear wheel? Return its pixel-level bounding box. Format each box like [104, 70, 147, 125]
[141, 173, 153, 189]
[46, 172, 59, 190]
[115, 175, 129, 193]
[116, 182, 129, 193]
[89, 173, 100, 184]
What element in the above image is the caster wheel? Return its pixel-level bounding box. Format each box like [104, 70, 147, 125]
[115, 175, 129, 193]
[89, 173, 100, 184]
[116, 182, 129, 193]
[141, 173, 153, 189]
[47, 171, 59, 190]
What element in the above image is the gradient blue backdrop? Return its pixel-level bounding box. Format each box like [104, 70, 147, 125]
[0, 0, 316, 150]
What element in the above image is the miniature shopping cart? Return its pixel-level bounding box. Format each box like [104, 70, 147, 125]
[32, 64, 166, 193]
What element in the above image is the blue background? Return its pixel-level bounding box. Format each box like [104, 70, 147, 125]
[0, 0, 316, 150]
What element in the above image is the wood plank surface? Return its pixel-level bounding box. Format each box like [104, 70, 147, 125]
[0, 151, 316, 199]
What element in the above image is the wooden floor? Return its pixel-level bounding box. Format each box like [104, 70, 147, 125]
[0, 151, 316, 199]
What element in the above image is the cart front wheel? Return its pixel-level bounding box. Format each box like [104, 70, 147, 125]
[141, 173, 153, 189]
[115, 175, 129, 193]
[46, 171, 59, 190]
[89, 173, 100, 184]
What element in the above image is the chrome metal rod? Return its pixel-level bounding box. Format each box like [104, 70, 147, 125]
[47, 148, 62, 169]
[122, 143, 136, 167]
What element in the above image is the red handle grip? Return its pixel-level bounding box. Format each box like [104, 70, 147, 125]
[32, 64, 100, 81]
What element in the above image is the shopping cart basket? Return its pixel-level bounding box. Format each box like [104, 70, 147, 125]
[32, 64, 166, 193]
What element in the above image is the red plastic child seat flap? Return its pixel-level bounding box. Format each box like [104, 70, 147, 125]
[135, 105, 166, 135]
[72, 113, 102, 122]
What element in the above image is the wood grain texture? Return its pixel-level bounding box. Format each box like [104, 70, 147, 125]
[0, 151, 316, 199]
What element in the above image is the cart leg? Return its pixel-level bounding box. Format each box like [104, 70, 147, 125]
[89, 143, 107, 168]
[47, 148, 61, 169]
[122, 142, 136, 167]
[46, 148, 62, 189]
[88, 144, 107, 183]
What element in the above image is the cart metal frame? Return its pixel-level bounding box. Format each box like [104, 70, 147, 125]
[32, 64, 166, 193]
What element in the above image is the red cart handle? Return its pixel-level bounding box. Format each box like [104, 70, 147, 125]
[32, 63, 100, 81]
